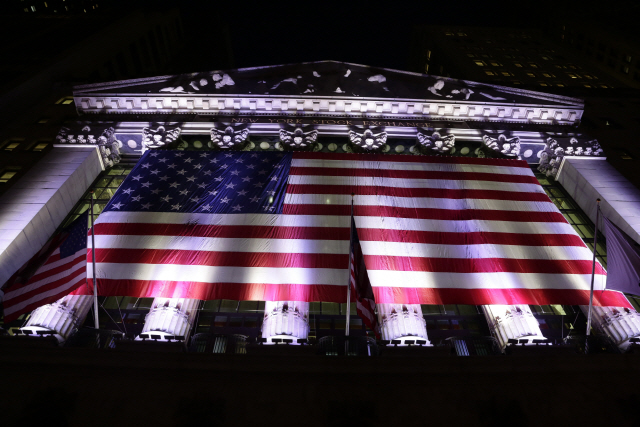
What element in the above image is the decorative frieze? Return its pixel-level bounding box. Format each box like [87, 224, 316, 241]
[416, 130, 455, 154]
[141, 125, 182, 151]
[210, 125, 249, 149]
[278, 126, 318, 150]
[482, 134, 521, 158]
[538, 137, 603, 177]
[348, 128, 387, 151]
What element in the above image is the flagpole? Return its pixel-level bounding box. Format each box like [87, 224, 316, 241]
[586, 198, 601, 342]
[346, 194, 354, 338]
[90, 192, 99, 331]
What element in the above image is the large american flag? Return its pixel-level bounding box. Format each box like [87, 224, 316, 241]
[72, 150, 628, 307]
[3, 212, 88, 322]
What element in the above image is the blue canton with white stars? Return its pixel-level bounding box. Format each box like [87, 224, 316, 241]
[104, 151, 293, 214]
[60, 211, 88, 258]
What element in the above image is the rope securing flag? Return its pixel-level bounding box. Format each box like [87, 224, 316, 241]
[2, 212, 88, 322]
[70, 150, 628, 308]
[349, 215, 380, 339]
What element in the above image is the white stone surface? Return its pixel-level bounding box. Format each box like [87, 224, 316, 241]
[557, 157, 640, 244]
[482, 305, 546, 349]
[139, 298, 199, 341]
[377, 303, 430, 345]
[261, 301, 310, 343]
[21, 295, 93, 343]
[0, 146, 103, 288]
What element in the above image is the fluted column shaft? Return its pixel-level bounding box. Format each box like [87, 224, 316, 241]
[262, 301, 309, 344]
[377, 303, 430, 345]
[580, 304, 640, 350]
[482, 305, 546, 349]
[139, 297, 199, 341]
[21, 295, 94, 343]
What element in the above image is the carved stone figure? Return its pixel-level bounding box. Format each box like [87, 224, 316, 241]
[210, 126, 249, 149]
[279, 127, 318, 149]
[482, 134, 521, 157]
[348, 128, 387, 151]
[417, 130, 456, 154]
[141, 125, 182, 151]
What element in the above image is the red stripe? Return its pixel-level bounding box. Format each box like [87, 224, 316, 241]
[284, 204, 568, 223]
[287, 184, 551, 202]
[73, 279, 630, 308]
[25, 254, 83, 285]
[293, 151, 532, 168]
[289, 166, 539, 184]
[94, 223, 586, 247]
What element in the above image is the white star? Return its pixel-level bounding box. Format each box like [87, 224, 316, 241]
[250, 196, 260, 203]
[200, 153, 209, 157]
[149, 152, 159, 157]
[250, 153, 258, 158]
[208, 190, 218, 196]
[132, 175, 143, 181]
[210, 158, 219, 164]
[214, 176, 224, 182]
[161, 195, 172, 203]
[111, 202, 123, 209]
[220, 197, 230, 204]
[132, 195, 143, 202]
[262, 158, 270, 163]
[171, 203, 182, 210]
[158, 158, 168, 163]
[224, 153, 233, 157]
[231, 204, 243, 212]
[186, 175, 196, 182]
[275, 164, 283, 169]
[141, 163, 151, 168]
[141, 203, 152, 209]
[236, 158, 245, 163]
[194, 164, 203, 169]
[270, 176, 278, 182]
[168, 163, 177, 169]
[246, 164, 255, 169]
[184, 158, 193, 163]
[254, 182, 264, 188]
[190, 196, 201, 203]
[179, 189, 189, 196]
[267, 191, 276, 196]
[201, 204, 212, 211]
[197, 183, 207, 188]
[242, 176, 252, 182]
[159, 175, 169, 181]
[258, 170, 267, 175]
[151, 188, 161, 195]
[175, 152, 184, 157]
[237, 189, 248, 196]
[203, 170, 212, 176]
[150, 169, 160, 175]
[268, 206, 275, 211]
[220, 164, 229, 169]
[122, 188, 134, 194]
[225, 183, 236, 189]
[231, 170, 240, 176]
[177, 169, 187, 175]
[169, 182, 179, 188]
[141, 182, 151, 188]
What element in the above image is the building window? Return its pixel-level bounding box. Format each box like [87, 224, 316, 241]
[511, 80, 522, 85]
[541, 73, 555, 78]
[31, 142, 49, 151]
[457, 32, 467, 37]
[567, 73, 580, 79]
[485, 70, 497, 76]
[501, 71, 514, 76]
[528, 63, 539, 68]
[56, 97, 74, 105]
[37, 118, 49, 124]
[466, 53, 475, 58]
[3, 142, 21, 151]
[474, 60, 487, 66]
[445, 31, 454, 36]
[556, 83, 565, 87]
[526, 72, 536, 78]
[539, 82, 549, 87]
[0, 170, 18, 183]
[514, 62, 523, 67]
[490, 61, 502, 67]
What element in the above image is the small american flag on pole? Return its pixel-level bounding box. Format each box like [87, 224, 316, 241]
[349, 214, 380, 339]
[2, 212, 88, 322]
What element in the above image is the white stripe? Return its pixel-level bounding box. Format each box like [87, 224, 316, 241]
[93, 234, 594, 261]
[291, 158, 534, 176]
[285, 193, 557, 212]
[288, 174, 546, 194]
[87, 262, 605, 291]
[356, 300, 376, 323]
[95, 211, 577, 236]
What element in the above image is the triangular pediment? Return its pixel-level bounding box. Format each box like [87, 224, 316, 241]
[74, 60, 582, 108]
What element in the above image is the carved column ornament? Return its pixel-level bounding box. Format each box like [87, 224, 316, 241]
[138, 297, 199, 341]
[278, 126, 319, 150]
[416, 130, 456, 154]
[481, 133, 521, 158]
[262, 301, 310, 344]
[21, 295, 94, 343]
[580, 305, 640, 350]
[482, 304, 546, 349]
[538, 136, 604, 178]
[210, 125, 249, 150]
[348, 128, 387, 152]
[377, 303, 430, 345]
[141, 125, 182, 151]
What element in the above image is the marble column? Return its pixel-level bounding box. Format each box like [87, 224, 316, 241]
[482, 305, 546, 349]
[580, 305, 640, 351]
[377, 303, 430, 345]
[261, 301, 310, 344]
[21, 295, 93, 343]
[137, 297, 199, 341]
